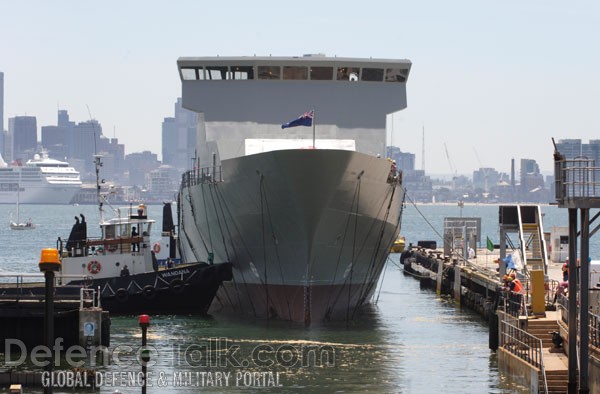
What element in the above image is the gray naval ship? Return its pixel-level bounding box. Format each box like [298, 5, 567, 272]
[176, 55, 411, 324]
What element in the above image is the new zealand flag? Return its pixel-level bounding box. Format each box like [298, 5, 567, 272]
[281, 110, 314, 129]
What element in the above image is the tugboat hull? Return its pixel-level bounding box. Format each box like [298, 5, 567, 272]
[72, 262, 233, 315]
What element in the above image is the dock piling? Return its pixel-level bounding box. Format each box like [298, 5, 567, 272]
[39, 249, 61, 394]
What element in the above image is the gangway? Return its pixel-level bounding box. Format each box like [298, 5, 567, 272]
[498, 205, 549, 275]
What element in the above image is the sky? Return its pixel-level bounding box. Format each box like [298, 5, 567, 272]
[1, 0, 599, 175]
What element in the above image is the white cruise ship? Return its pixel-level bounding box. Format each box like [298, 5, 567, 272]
[0, 152, 82, 204]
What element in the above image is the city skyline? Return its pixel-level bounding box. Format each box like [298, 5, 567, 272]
[1, 1, 599, 174]
[1, 102, 596, 178]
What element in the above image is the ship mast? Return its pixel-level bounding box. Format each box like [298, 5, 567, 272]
[94, 155, 104, 224]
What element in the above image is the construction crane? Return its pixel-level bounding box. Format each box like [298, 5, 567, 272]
[443, 142, 458, 180]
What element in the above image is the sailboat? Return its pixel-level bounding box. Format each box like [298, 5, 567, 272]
[9, 171, 35, 230]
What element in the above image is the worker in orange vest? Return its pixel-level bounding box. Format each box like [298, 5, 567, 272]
[510, 272, 523, 294]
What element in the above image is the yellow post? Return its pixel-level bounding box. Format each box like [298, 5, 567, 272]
[530, 270, 546, 316]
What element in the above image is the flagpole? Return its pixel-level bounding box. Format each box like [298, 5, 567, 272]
[312, 109, 316, 149]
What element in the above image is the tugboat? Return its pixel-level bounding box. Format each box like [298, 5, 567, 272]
[57, 156, 232, 315]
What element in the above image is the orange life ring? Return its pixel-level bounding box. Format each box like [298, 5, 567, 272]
[153, 243, 161, 253]
[87, 260, 102, 274]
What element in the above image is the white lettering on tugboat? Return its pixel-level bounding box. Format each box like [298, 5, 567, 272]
[160, 269, 191, 278]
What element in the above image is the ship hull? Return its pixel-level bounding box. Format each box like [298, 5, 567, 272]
[0, 183, 80, 204]
[179, 149, 404, 323]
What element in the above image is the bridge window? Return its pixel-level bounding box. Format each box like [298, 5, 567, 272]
[385, 68, 408, 82]
[337, 67, 360, 81]
[361, 68, 384, 82]
[283, 66, 308, 80]
[181, 68, 204, 80]
[258, 66, 281, 80]
[231, 66, 254, 80]
[206, 66, 228, 80]
[310, 67, 333, 80]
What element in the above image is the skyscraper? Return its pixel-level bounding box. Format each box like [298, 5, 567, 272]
[9, 116, 37, 161]
[520, 158, 544, 194]
[161, 98, 197, 171]
[0, 72, 4, 159]
[72, 119, 102, 175]
[0, 72, 4, 133]
[556, 139, 600, 166]
[161, 117, 176, 166]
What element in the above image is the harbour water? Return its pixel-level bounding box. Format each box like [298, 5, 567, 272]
[0, 203, 593, 393]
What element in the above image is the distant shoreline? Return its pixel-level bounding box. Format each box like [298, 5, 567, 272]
[412, 202, 553, 207]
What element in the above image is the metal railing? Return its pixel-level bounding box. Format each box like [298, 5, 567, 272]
[590, 311, 600, 349]
[554, 157, 600, 202]
[500, 319, 548, 393]
[0, 273, 92, 301]
[181, 165, 223, 188]
[499, 290, 525, 318]
[80, 287, 101, 309]
[555, 293, 600, 350]
[556, 293, 569, 324]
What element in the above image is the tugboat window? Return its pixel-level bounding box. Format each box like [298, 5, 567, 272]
[105, 226, 115, 239]
[257, 66, 281, 80]
[231, 66, 254, 80]
[310, 67, 333, 80]
[337, 67, 360, 81]
[362, 68, 384, 82]
[283, 66, 308, 80]
[385, 68, 408, 82]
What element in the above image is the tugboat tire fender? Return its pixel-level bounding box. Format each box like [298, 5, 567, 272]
[115, 288, 129, 303]
[142, 285, 156, 300]
[400, 251, 411, 265]
[170, 279, 185, 294]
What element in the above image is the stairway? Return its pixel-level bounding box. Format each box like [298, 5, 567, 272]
[527, 319, 559, 348]
[520, 221, 545, 272]
[540, 370, 568, 394]
[527, 319, 568, 394]
[515, 205, 548, 273]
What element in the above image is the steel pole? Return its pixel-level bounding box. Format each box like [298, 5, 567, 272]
[44, 270, 54, 394]
[568, 208, 578, 394]
[579, 208, 589, 394]
[141, 326, 147, 394]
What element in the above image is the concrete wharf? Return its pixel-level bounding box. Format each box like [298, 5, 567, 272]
[0, 280, 109, 389]
[401, 245, 599, 394]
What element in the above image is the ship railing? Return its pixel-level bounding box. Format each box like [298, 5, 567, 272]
[181, 166, 223, 188]
[57, 236, 144, 257]
[554, 156, 600, 205]
[499, 319, 548, 393]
